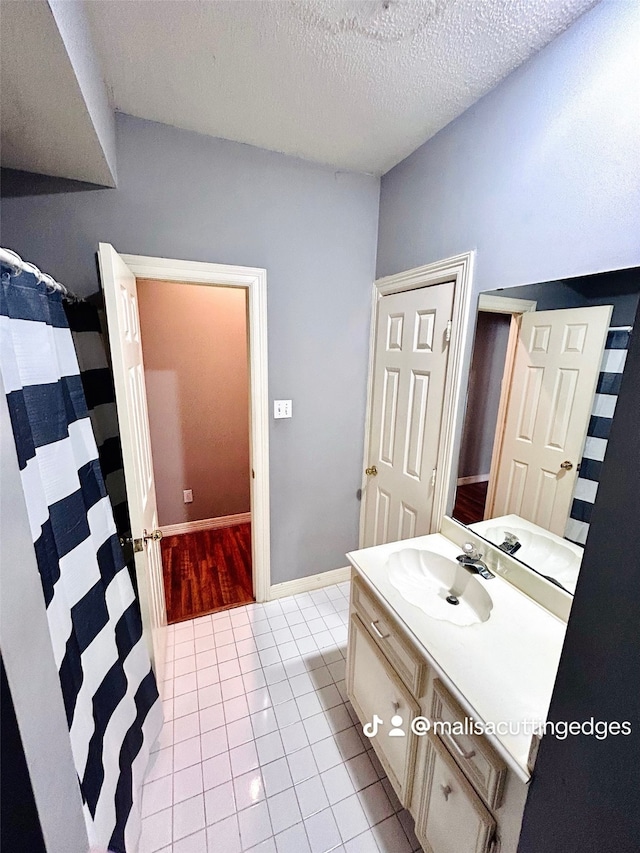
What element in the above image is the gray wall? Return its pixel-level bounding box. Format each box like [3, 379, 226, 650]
[0, 114, 380, 585]
[377, 0, 640, 291]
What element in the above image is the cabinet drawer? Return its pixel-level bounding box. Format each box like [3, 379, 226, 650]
[351, 576, 424, 696]
[347, 614, 419, 806]
[431, 679, 506, 810]
[416, 733, 496, 853]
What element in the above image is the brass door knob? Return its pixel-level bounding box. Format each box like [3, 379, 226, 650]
[143, 528, 163, 542]
[560, 461, 573, 471]
[365, 465, 378, 476]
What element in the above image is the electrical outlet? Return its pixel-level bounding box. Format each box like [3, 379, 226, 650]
[183, 489, 193, 503]
[274, 400, 292, 419]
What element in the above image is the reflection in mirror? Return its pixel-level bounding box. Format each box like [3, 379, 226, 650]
[452, 268, 639, 595]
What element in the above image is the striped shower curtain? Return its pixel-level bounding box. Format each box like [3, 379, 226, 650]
[0, 262, 162, 852]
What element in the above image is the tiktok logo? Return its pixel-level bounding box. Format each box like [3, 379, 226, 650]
[362, 714, 407, 738]
[363, 714, 383, 738]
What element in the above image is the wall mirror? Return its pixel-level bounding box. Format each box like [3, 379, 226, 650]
[449, 267, 638, 595]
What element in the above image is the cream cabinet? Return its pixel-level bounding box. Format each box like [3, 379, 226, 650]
[346, 574, 526, 853]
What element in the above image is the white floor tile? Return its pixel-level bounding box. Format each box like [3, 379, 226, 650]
[174, 763, 204, 804]
[204, 780, 236, 825]
[138, 582, 410, 853]
[256, 731, 284, 765]
[140, 807, 172, 853]
[202, 751, 232, 790]
[268, 786, 302, 834]
[173, 828, 207, 853]
[142, 775, 173, 817]
[206, 814, 241, 853]
[173, 793, 205, 841]
[333, 793, 370, 842]
[230, 740, 260, 776]
[261, 756, 293, 797]
[287, 746, 318, 784]
[201, 726, 229, 761]
[304, 807, 342, 853]
[174, 735, 202, 772]
[238, 800, 273, 849]
[296, 775, 329, 819]
[275, 821, 312, 853]
[233, 767, 265, 811]
[321, 764, 356, 806]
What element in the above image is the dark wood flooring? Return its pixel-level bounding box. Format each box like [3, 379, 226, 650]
[161, 523, 253, 624]
[452, 481, 489, 525]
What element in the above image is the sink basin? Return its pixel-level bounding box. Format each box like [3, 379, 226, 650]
[482, 526, 580, 593]
[387, 549, 493, 626]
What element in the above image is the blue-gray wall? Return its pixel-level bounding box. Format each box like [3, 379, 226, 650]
[0, 114, 380, 585]
[377, 0, 640, 291]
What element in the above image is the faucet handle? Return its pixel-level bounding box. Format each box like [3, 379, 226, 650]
[462, 542, 483, 560]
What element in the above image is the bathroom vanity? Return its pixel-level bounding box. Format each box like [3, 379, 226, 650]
[345, 518, 569, 853]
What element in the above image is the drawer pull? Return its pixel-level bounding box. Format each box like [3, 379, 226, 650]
[440, 783, 452, 801]
[370, 620, 389, 640]
[443, 730, 476, 761]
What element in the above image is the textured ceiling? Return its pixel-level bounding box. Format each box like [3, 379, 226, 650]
[86, 0, 598, 175]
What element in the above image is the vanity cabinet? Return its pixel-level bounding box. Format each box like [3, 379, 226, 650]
[347, 574, 523, 853]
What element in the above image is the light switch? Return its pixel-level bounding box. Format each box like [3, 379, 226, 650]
[274, 400, 292, 419]
[183, 489, 193, 503]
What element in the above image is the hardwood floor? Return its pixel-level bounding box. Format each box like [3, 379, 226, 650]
[161, 523, 253, 624]
[452, 481, 489, 525]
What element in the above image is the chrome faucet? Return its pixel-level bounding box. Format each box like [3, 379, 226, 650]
[456, 543, 495, 580]
[499, 532, 521, 556]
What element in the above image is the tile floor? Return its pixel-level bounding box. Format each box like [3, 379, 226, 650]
[140, 582, 422, 853]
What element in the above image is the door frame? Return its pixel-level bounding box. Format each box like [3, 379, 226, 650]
[359, 252, 475, 546]
[119, 252, 271, 603]
[477, 294, 537, 519]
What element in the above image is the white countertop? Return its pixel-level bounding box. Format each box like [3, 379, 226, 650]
[347, 532, 568, 780]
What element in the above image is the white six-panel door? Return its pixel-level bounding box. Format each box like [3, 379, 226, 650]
[98, 243, 167, 681]
[363, 282, 455, 547]
[489, 304, 612, 535]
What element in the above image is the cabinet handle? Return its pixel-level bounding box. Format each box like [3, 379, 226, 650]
[442, 730, 476, 761]
[440, 784, 452, 801]
[370, 620, 389, 640]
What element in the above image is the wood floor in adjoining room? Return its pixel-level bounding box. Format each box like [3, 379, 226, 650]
[452, 480, 489, 526]
[161, 523, 254, 624]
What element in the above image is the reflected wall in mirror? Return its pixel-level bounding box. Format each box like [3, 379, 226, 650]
[452, 267, 639, 595]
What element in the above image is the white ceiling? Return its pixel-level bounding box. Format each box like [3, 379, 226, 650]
[85, 0, 598, 176]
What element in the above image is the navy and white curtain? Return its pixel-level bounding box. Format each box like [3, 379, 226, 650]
[0, 261, 162, 852]
[565, 326, 633, 546]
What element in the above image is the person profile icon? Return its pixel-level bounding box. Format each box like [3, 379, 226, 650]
[389, 714, 405, 737]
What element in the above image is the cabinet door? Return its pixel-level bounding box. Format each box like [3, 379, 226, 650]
[347, 615, 419, 805]
[417, 733, 496, 853]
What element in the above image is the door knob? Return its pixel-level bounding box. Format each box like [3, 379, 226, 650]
[143, 528, 163, 542]
[365, 465, 378, 476]
[440, 784, 452, 801]
[560, 461, 573, 471]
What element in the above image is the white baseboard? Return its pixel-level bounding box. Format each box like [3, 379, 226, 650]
[160, 512, 251, 537]
[268, 566, 351, 600]
[456, 474, 490, 486]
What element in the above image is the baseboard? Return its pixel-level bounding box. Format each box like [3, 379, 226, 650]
[160, 512, 251, 537]
[456, 474, 490, 486]
[268, 566, 351, 600]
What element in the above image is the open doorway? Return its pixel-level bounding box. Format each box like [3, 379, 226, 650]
[137, 279, 253, 622]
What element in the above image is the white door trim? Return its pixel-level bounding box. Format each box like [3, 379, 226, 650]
[119, 253, 271, 603]
[478, 294, 537, 314]
[359, 252, 475, 545]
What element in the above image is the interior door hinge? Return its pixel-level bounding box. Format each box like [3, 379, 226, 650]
[431, 468, 437, 487]
[445, 320, 452, 343]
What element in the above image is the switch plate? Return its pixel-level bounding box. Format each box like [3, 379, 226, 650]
[274, 400, 292, 419]
[183, 489, 193, 503]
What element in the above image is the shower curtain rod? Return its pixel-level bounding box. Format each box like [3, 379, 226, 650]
[0, 246, 81, 301]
